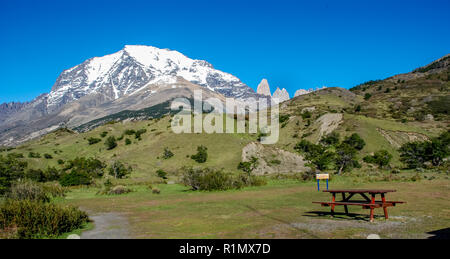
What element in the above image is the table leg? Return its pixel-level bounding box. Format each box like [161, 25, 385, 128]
[331, 193, 336, 217]
[342, 193, 349, 215]
[381, 193, 388, 220]
[369, 194, 376, 223]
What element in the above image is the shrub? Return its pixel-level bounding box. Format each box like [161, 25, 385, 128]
[364, 150, 392, 168]
[163, 148, 174, 159]
[237, 157, 258, 174]
[343, 133, 366, 150]
[399, 130, 449, 168]
[156, 169, 168, 179]
[28, 152, 41, 158]
[354, 105, 361, 112]
[6, 180, 49, 202]
[25, 169, 45, 182]
[301, 110, 312, 119]
[108, 161, 132, 179]
[59, 171, 91, 187]
[135, 129, 147, 140]
[124, 129, 136, 135]
[125, 138, 132, 145]
[0, 200, 89, 239]
[279, 114, 290, 124]
[57, 159, 64, 165]
[87, 137, 101, 145]
[320, 132, 340, 146]
[63, 157, 105, 178]
[180, 167, 266, 191]
[100, 131, 108, 138]
[44, 167, 61, 182]
[191, 146, 208, 163]
[104, 136, 117, 150]
[364, 93, 372, 100]
[0, 155, 28, 194]
[41, 182, 67, 198]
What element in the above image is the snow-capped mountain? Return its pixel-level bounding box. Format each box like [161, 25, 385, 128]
[47, 45, 257, 113]
[0, 45, 265, 146]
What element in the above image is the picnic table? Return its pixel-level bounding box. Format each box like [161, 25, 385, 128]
[313, 189, 405, 222]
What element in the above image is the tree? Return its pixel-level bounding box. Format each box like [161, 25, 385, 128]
[105, 136, 117, 150]
[343, 133, 366, 150]
[335, 144, 360, 174]
[364, 93, 372, 100]
[320, 132, 340, 146]
[364, 150, 392, 168]
[238, 157, 258, 174]
[191, 146, 208, 163]
[108, 161, 132, 179]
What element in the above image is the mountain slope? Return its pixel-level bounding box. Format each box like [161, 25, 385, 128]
[0, 45, 263, 146]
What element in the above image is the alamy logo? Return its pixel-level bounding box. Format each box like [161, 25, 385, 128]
[170, 90, 280, 144]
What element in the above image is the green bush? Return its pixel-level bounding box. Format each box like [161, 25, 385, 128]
[163, 147, 174, 159]
[135, 129, 147, 140]
[343, 133, 366, 150]
[104, 136, 117, 150]
[320, 132, 340, 146]
[181, 167, 266, 191]
[335, 143, 360, 174]
[0, 155, 28, 194]
[59, 171, 92, 187]
[25, 169, 45, 182]
[364, 93, 372, 100]
[399, 130, 449, 169]
[87, 137, 101, 145]
[63, 157, 105, 178]
[191, 146, 208, 163]
[364, 150, 392, 168]
[0, 200, 89, 239]
[125, 138, 132, 145]
[28, 152, 41, 158]
[44, 153, 53, 159]
[237, 157, 258, 173]
[156, 169, 168, 179]
[100, 131, 108, 138]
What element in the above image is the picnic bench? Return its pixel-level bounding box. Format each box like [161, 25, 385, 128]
[313, 189, 405, 222]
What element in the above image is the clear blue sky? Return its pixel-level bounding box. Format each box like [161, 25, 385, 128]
[1, 0, 449, 103]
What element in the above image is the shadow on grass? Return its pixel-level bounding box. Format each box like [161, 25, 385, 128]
[244, 205, 320, 238]
[427, 228, 450, 239]
[303, 211, 383, 222]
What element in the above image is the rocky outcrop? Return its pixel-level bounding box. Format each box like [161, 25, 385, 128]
[242, 142, 308, 175]
[272, 87, 290, 103]
[257, 79, 271, 96]
[294, 89, 311, 97]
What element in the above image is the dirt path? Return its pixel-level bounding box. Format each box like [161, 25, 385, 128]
[81, 212, 131, 239]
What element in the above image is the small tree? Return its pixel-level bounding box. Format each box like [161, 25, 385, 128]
[238, 157, 259, 174]
[108, 161, 131, 179]
[335, 144, 360, 174]
[364, 150, 392, 169]
[364, 93, 372, 100]
[88, 137, 101, 145]
[343, 133, 366, 151]
[191, 146, 208, 163]
[320, 132, 340, 146]
[105, 136, 117, 150]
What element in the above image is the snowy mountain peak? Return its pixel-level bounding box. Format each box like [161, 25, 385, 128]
[47, 45, 256, 113]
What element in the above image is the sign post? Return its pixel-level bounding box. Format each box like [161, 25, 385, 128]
[316, 174, 329, 191]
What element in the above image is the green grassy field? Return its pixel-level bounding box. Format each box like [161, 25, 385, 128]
[55, 173, 450, 239]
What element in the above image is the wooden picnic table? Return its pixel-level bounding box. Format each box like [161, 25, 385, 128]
[313, 189, 405, 222]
